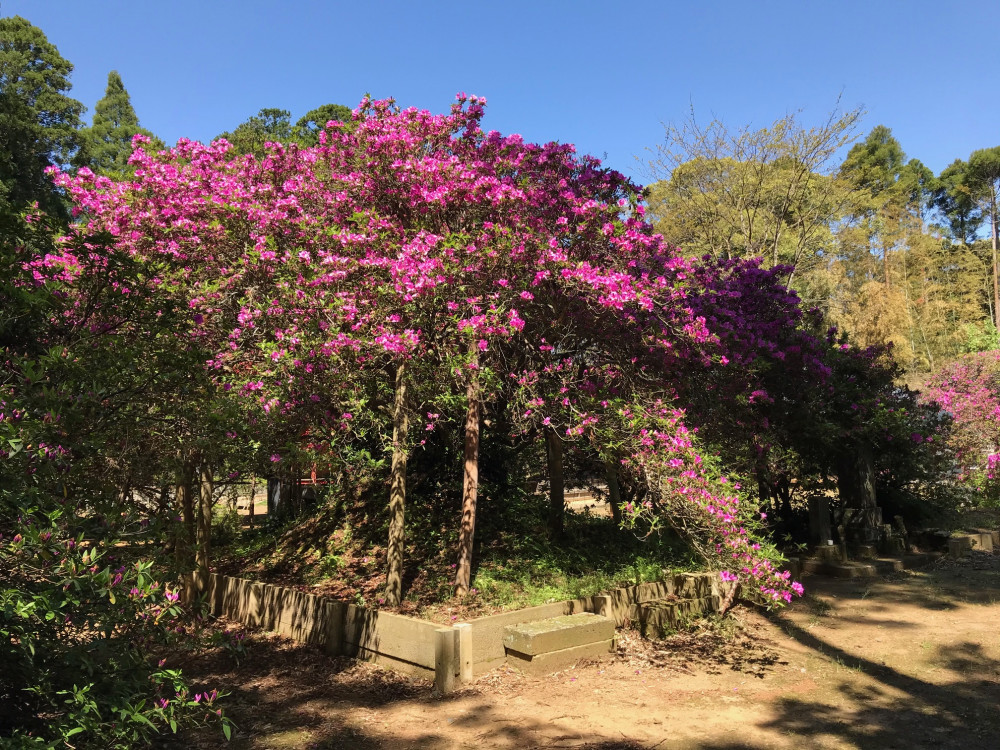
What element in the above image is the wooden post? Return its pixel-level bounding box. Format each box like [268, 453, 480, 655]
[174, 462, 195, 577]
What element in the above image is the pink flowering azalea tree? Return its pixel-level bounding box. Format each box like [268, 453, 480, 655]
[39, 95, 805, 607]
[921, 351, 1000, 500]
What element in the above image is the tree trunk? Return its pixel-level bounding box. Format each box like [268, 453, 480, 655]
[545, 428, 565, 538]
[196, 462, 213, 576]
[385, 363, 409, 607]
[267, 475, 289, 519]
[454, 358, 480, 597]
[174, 463, 195, 574]
[836, 445, 879, 545]
[156, 484, 169, 523]
[992, 198, 999, 332]
[605, 459, 622, 526]
[248, 475, 256, 529]
[290, 465, 302, 515]
[279, 472, 292, 518]
[756, 463, 773, 512]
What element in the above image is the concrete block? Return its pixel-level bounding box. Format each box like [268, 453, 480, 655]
[604, 580, 675, 618]
[854, 544, 878, 560]
[971, 533, 994, 552]
[503, 613, 614, 656]
[800, 558, 904, 578]
[592, 595, 612, 618]
[343, 605, 439, 670]
[197, 571, 725, 686]
[638, 596, 718, 636]
[675, 573, 711, 598]
[505, 639, 614, 676]
[881, 537, 906, 555]
[199, 572, 439, 678]
[949, 536, 973, 557]
[465, 597, 592, 675]
[814, 544, 841, 562]
[317, 600, 346, 656]
[783, 557, 802, 582]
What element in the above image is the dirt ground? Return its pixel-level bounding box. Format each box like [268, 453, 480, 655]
[171, 551, 1000, 750]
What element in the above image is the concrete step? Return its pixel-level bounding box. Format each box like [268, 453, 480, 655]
[801, 552, 941, 578]
[503, 612, 614, 675]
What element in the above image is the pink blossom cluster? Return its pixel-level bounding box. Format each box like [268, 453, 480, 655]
[921, 351, 1000, 485]
[623, 402, 803, 604]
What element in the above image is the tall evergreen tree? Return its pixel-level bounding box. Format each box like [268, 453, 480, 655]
[841, 125, 936, 214]
[77, 70, 159, 176]
[840, 125, 907, 200]
[0, 15, 84, 221]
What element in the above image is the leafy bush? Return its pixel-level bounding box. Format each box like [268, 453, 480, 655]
[0, 510, 232, 748]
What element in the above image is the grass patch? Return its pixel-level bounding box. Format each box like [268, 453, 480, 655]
[464, 516, 698, 611]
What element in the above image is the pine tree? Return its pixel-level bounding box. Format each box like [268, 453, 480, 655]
[77, 70, 159, 176]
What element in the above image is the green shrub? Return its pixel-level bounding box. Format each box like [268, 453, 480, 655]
[0, 509, 232, 748]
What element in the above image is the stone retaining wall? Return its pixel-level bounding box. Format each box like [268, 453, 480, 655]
[191, 572, 440, 679]
[948, 530, 998, 556]
[188, 570, 727, 690]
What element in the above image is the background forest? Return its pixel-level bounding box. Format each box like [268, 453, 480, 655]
[646, 111, 1000, 377]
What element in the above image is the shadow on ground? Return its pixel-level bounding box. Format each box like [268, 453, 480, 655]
[164, 557, 1000, 749]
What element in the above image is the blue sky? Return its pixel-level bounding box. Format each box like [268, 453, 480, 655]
[5, 1, 997, 185]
